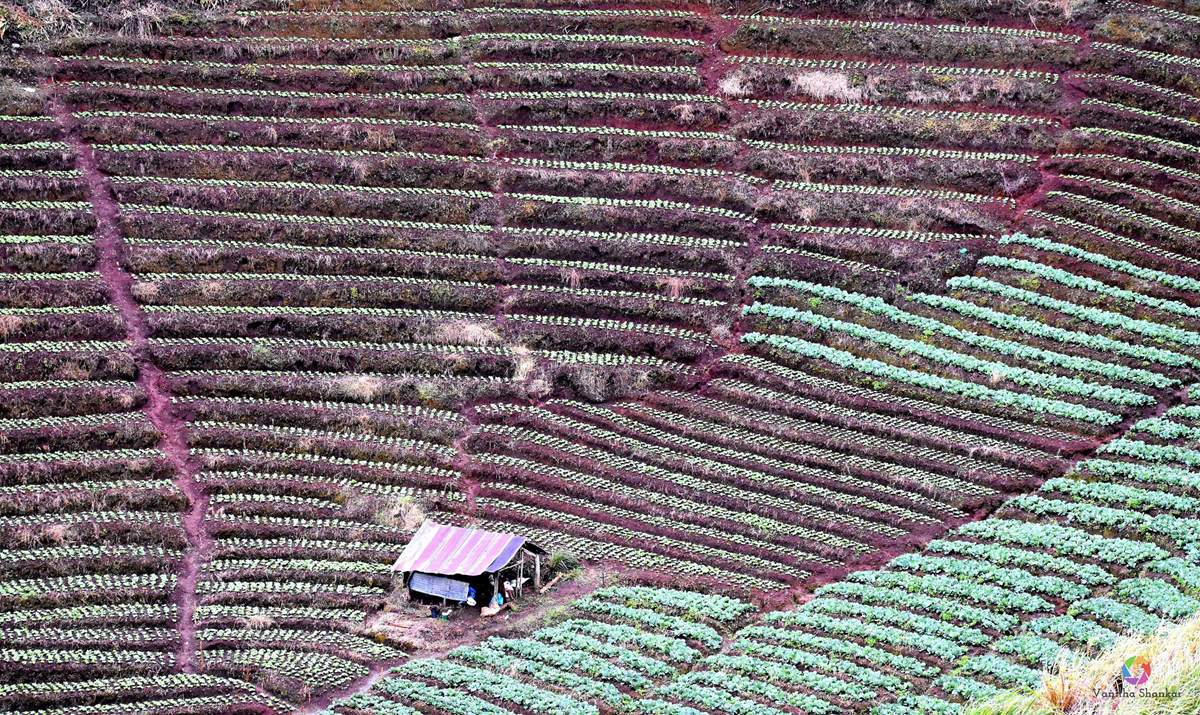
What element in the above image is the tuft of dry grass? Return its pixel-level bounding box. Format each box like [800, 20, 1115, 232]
[241, 614, 275, 630]
[42, 523, 71, 544]
[433, 320, 500, 347]
[2, 0, 228, 44]
[718, 71, 749, 98]
[1041, 669, 1081, 712]
[512, 346, 536, 382]
[789, 70, 866, 102]
[0, 314, 25, 338]
[967, 614, 1200, 715]
[335, 374, 382, 402]
[2, 0, 83, 43]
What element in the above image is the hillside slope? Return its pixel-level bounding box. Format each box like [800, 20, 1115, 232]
[2, 0, 1199, 711]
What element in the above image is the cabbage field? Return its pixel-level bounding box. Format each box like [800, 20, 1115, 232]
[2, 0, 1199, 712]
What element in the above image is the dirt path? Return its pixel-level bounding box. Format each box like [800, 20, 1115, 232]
[46, 87, 212, 674]
[298, 566, 607, 713]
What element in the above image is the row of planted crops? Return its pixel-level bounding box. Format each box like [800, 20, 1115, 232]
[3, 0, 1200, 711]
[322, 390, 1200, 714]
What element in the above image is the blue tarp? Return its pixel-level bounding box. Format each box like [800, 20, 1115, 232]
[409, 571, 470, 601]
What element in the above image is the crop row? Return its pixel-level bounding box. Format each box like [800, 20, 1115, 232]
[752, 274, 1172, 388]
[559, 390, 1200, 711]
[746, 301, 1148, 406]
[979, 255, 1200, 326]
[701, 375, 1052, 467]
[743, 331, 1119, 426]
[475, 453, 841, 563]
[947, 274, 1198, 358]
[605, 399, 1000, 503]
[556, 398, 987, 502]
[324, 586, 753, 715]
[477, 493, 801, 588]
[477, 421, 879, 547]
[487, 480, 817, 568]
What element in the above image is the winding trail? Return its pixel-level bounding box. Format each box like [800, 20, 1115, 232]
[46, 87, 211, 674]
[298, 659, 405, 715]
[680, 10, 763, 391]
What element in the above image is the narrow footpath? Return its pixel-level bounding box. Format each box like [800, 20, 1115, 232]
[47, 88, 212, 674]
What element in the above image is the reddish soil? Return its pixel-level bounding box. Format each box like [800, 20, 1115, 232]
[297, 565, 607, 713]
[47, 86, 212, 674]
[19, 5, 1192, 709]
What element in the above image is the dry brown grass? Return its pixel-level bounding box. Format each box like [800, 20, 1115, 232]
[0, 314, 25, 338]
[241, 613, 275, 630]
[335, 374, 383, 402]
[3, 0, 230, 43]
[512, 346, 536, 382]
[967, 613, 1200, 715]
[2, 0, 83, 43]
[433, 320, 500, 347]
[718, 71, 750, 98]
[789, 70, 867, 102]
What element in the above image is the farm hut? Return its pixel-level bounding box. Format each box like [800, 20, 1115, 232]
[393, 521, 546, 614]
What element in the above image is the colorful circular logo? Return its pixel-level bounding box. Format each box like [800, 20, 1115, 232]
[1122, 655, 1151, 686]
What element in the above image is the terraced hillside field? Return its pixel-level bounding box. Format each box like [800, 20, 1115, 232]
[2, 0, 1200, 712]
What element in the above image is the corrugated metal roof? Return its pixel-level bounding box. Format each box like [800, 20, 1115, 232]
[392, 521, 527, 576]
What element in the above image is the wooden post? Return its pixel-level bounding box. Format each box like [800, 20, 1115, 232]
[538, 573, 563, 594]
[534, 553, 542, 589]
